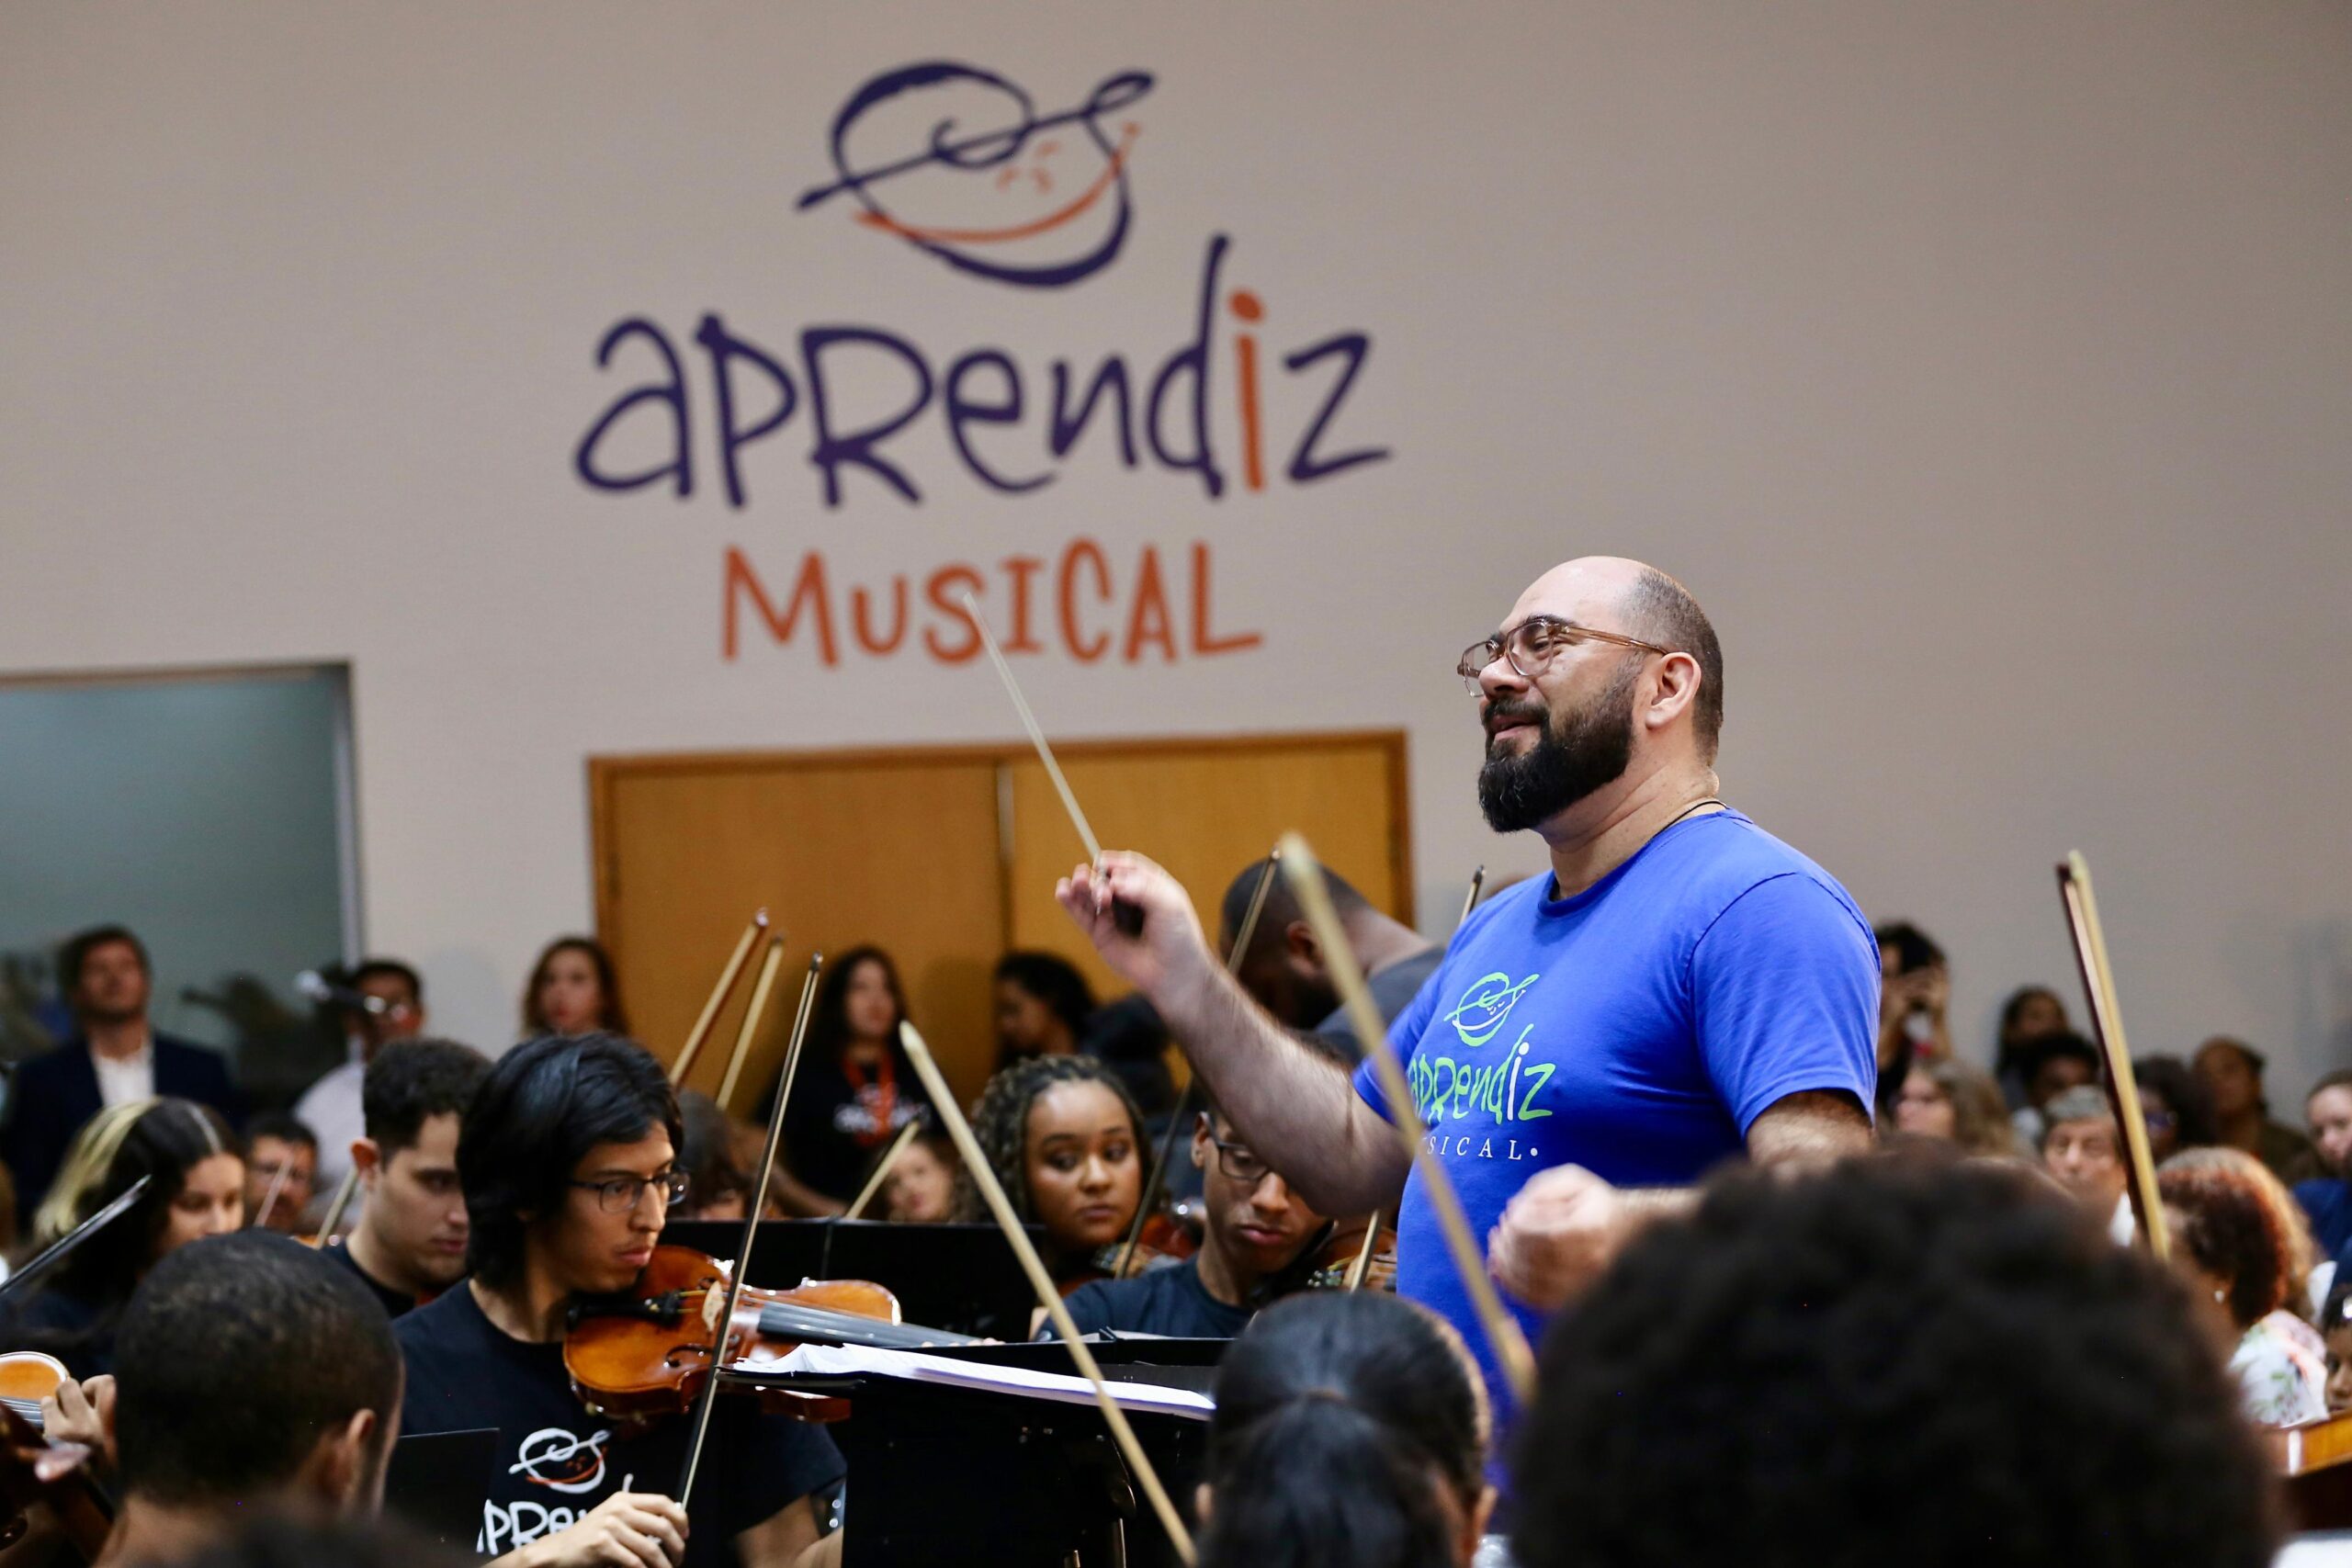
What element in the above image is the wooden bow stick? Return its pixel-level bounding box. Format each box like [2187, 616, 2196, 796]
[960, 590, 1142, 935]
[670, 911, 769, 1088]
[307, 1167, 360, 1249]
[1279, 831, 1538, 1404]
[1458, 865, 1487, 929]
[2057, 853, 2169, 1259]
[899, 1021, 1197, 1565]
[1114, 849, 1284, 1275]
[679, 953, 823, 1506]
[714, 935, 788, 1111]
[844, 1120, 923, 1221]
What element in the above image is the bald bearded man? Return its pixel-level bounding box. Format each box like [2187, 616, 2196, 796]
[1058, 558, 1879, 1424]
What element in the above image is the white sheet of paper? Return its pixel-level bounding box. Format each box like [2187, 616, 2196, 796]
[758, 1341, 1216, 1422]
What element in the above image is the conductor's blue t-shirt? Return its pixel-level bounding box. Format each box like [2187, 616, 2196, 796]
[1353, 810, 1879, 1426]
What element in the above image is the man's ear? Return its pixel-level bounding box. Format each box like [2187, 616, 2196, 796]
[1644, 649, 1702, 734]
[302, 1407, 380, 1511]
[1192, 1114, 1211, 1171]
[1283, 920, 1322, 968]
[351, 1138, 383, 1184]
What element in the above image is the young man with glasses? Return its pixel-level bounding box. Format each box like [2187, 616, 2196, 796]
[1058, 1100, 1332, 1338]
[394, 1033, 843, 1568]
[1058, 556, 1877, 1428]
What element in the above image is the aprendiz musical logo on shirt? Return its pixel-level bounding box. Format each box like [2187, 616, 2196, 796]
[480, 1427, 634, 1555]
[1411, 972, 1553, 1163]
[568, 61, 1391, 671]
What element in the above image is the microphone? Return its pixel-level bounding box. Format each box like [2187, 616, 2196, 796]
[295, 970, 388, 1015]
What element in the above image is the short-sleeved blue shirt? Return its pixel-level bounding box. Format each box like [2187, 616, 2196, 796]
[1353, 810, 1879, 1426]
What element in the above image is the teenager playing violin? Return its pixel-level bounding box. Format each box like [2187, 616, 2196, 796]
[394, 1033, 843, 1568]
[958, 1055, 1147, 1303]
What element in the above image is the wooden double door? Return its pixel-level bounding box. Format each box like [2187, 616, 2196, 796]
[590, 731, 1411, 1112]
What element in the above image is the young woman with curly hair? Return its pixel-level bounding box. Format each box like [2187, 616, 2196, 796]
[956, 1054, 1144, 1293]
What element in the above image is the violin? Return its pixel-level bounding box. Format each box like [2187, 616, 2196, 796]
[0, 1352, 112, 1562]
[1079, 1201, 1203, 1292]
[562, 1245, 976, 1424]
[1300, 1215, 1397, 1292]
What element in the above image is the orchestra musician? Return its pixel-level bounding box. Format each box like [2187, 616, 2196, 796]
[956, 1055, 1144, 1297]
[327, 1039, 489, 1320]
[1057, 1099, 1329, 1339]
[7, 1099, 245, 1380]
[1196, 1292, 1492, 1568]
[1057, 558, 1879, 1419]
[1217, 858, 1439, 1060]
[86, 1231, 403, 1565]
[394, 1033, 843, 1568]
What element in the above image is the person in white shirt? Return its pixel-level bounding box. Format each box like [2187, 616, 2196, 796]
[293, 958, 425, 1224]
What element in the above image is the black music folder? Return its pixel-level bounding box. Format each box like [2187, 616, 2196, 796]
[383, 1427, 498, 1554]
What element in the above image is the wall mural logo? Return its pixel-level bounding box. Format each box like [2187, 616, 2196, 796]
[570, 61, 1390, 670]
[795, 63, 1153, 288]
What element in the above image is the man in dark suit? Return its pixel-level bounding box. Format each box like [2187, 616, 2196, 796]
[1, 925, 243, 1224]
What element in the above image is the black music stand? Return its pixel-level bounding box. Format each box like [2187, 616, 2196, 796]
[763, 1338, 1227, 1568]
[660, 1219, 1046, 1340]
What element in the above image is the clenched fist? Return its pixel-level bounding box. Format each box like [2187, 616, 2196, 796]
[1488, 1164, 1628, 1311]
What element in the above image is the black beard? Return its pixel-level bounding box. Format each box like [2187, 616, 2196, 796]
[1477, 664, 1638, 833]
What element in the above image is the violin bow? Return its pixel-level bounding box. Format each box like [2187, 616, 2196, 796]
[0, 1177, 151, 1310]
[308, 1167, 361, 1249]
[2057, 853, 2169, 1259]
[1458, 865, 1487, 930]
[1114, 848, 1283, 1276]
[844, 1119, 922, 1222]
[670, 910, 770, 1089]
[252, 1155, 294, 1232]
[1279, 831, 1538, 1405]
[678, 952, 824, 1507]
[899, 1021, 1198, 1566]
[961, 590, 1142, 935]
[714, 934, 789, 1112]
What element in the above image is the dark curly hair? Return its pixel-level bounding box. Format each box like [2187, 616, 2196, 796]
[956, 1055, 1141, 1238]
[1201, 1292, 1487, 1568]
[458, 1033, 679, 1289]
[1512, 1157, 2277, 1568]
[2132, 1055, 2221, 1150]
[2158, 1147, 2297, 1331]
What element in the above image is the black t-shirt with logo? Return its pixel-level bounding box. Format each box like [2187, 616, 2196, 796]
[325, 1237, 421, 1321]
[767, 1046, 934, 1203]
[395, 1282, 844, 1565]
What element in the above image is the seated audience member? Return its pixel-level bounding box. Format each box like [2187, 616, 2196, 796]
[1891, 1057, 2020, 1159]
[242, 1111, 317, 1234]
[2039, 1086, 2132, 1245]
[2010, 1032, 2099, 1148]
[2132, 1054, 2220, 1162]
[1219, 857, 1438, 1059]
[674, 1089, 753, 1222]
[398, 1033, 842, 1568]
[2322, 1279, 2352, 1416]
[1060, 1101, 1330, 1339]
[991, 952, 1095, 1073]
[520, 936, 630, 1039]
[1873, 923, 1951, 1112]
[960, 1055, 1143, 1294]
[1511, 1158, 2278, 1568]
[0, 925, 243, 1225]
[294, 958, 427, 1210]
[2159, 1146, 2327, 1427]
[1197, 1292, 1492, 1568]
[879, 1129, 958, 1224]
[761, 946, 933, 1216]
[91, 1232, 402, 1566]
[333, 1038, 487, 1319]
[2297, 1070, 2352, 1256]
[2194, 1035, 2318, 1183]
[1991, 984, 2072, 1107]
[7, 1099, 244, 1378]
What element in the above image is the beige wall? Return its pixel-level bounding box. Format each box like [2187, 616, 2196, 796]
[3, 3, 2348, 1098]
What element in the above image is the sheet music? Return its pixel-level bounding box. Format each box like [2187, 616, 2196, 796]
[752, 1341, 1216, 1422]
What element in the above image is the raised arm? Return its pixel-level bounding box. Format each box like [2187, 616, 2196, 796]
[1057, 852, 1411, 1218]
